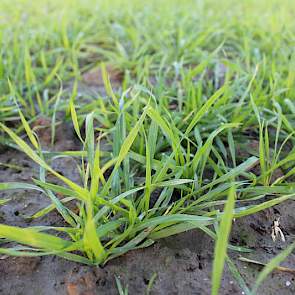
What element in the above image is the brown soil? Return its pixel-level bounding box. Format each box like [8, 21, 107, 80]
[82, 65, 123, 88]
[0, 123, 295, 295]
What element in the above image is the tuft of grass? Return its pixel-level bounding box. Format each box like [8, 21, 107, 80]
[0, 97, 294, 265]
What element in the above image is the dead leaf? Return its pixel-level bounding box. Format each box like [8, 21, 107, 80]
[239, 256, 295, 275]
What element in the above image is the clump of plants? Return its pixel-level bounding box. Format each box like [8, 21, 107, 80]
[0, 1, 295, 293]
[1, 82, 294, 267]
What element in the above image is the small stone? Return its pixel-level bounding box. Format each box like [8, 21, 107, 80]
[286, 281, 291, 287]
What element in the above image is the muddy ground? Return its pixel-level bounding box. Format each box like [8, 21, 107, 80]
[0, 122, 295, 295]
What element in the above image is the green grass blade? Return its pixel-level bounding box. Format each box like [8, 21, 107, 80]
[0, 224, 74, 250]
[211, 184, 236, 295]
[185, 84, 227, 135]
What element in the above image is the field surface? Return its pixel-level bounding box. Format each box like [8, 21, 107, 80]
[0, 0, 295, 294]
